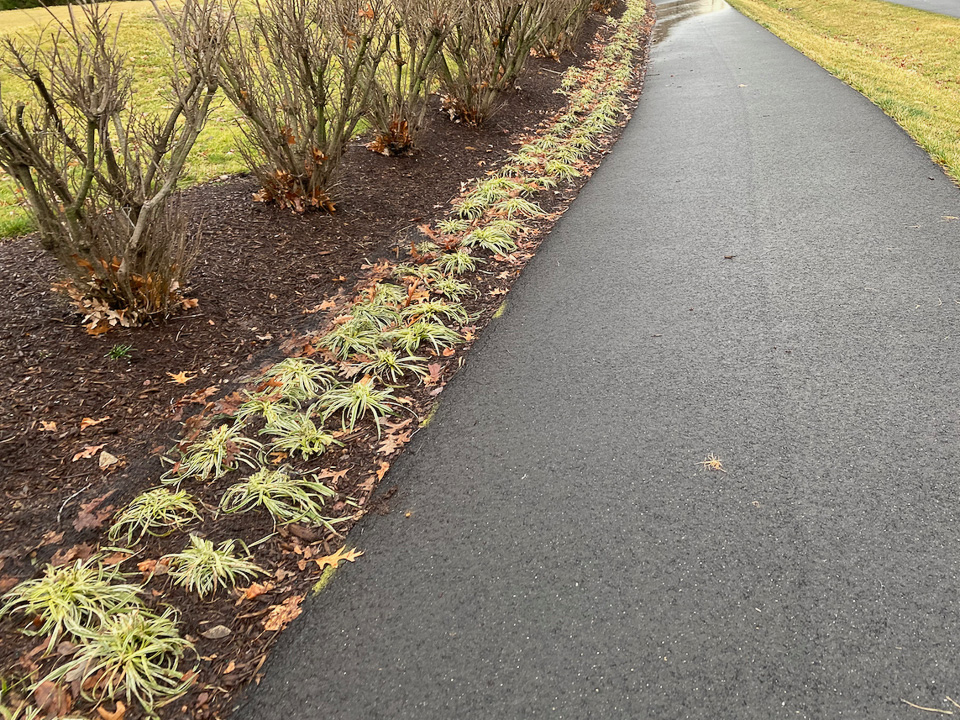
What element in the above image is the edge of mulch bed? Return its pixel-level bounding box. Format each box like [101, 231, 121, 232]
[0, 2, 655, 719]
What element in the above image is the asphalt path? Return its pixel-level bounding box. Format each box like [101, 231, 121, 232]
[884, 0, 960, 17]
[237, 1, 960, 718]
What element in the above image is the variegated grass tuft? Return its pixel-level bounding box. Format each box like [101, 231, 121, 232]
[39, 606, 194, 713]
[260, 408, 343, 460]
[319, 378, 398, 434]
[262, 357, 338, 401]
[109, 488, 201, 546]
[164, 536, 264, 599]
[219, 467, 346, 532]
[163, 424, 262, 484]
[0, 558, 143, 646]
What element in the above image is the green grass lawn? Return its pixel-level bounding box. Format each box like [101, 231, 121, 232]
[0, 0, 248, 238]
[727, 0, 960, 186]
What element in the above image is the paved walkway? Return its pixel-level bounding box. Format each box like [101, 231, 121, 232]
[887, 0, 960, 17]
[237, 2, 960, 718]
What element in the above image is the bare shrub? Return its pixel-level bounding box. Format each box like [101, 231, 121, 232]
[437, 0, 558, 126]
[537, 0, 592, 59]
[219, 0, 390, 212]
[0, 0, 230, 331]
[366, 0, 460, 156]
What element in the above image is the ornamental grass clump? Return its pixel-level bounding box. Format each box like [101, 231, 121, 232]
[235, 392, 299, 426]
[109, 488, 201, 545]
[164, 535, 264, 599]
[0, 0, 231, 331]
[219, 0, 390, 211]
[317, 318, 385, 360]
[387, 320, 462, 354]
[461, 225, 518, 255]
[163, 423, 262, 484]
[401, 299, 470, 325]
[436, 248, 479, 274]
[261, 357, 338, 402]
[356, 348, 428, 383]
[428, 276, 474, 301]
[219, 467, 345, 531]
[40, 606, 194, 713]
[0, 558, 143, 646]
[260, 408, 343, 460]
[319, 378, 398, 434]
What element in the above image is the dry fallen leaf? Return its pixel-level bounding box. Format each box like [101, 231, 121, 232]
[34, 680, 72, 716]
[314, 546, 364, 571]
[80, 416, 110, 431]
[40, 420, 57, 432]
[425, 363, 442, 386]
[40, 530, 64, 546]
[235, 581, 275, 605]
[376, 462, 390, 481]
[201, 625, 232, 640]
[317, 467, 349, 484]
[72, 444, 104, 462]
[263, 595, 304, 632]
[698, 453, 726, 473]
[167, 371, 197, 385]
[96, 701, 126, 720]
[378, 428, 412, 456]
[73, 492, 115, 532]
[98, 451, 120, 470]
[51, 544, 94, 567]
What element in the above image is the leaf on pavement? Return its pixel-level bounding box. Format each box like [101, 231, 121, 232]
[314, 546, 363, 571]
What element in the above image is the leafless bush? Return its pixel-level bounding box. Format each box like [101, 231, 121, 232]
[537, 0, 591, 59]
[437, 0, 562, 126]
[0, 0, 230, 331]
[366, 0, 460, 156]
[591, 0, 617, 13]
[219, 0, 390, 212]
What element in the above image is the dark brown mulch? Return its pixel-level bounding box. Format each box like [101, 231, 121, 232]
[0, 4, 653, 719]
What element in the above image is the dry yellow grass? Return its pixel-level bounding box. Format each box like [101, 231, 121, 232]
[727, 0, 960, 185]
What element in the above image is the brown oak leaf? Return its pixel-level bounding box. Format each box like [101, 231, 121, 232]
[314, 546, 364, 571]
[263, 595, 304, 632]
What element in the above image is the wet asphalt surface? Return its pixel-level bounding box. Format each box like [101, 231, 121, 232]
[885, 0, 960, 17]
[236, 1, 960, 718]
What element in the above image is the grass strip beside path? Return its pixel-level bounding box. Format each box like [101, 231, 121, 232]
[726, 0, 960, 185]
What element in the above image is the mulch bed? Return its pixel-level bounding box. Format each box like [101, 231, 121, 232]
[0, 4, 653, 719]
